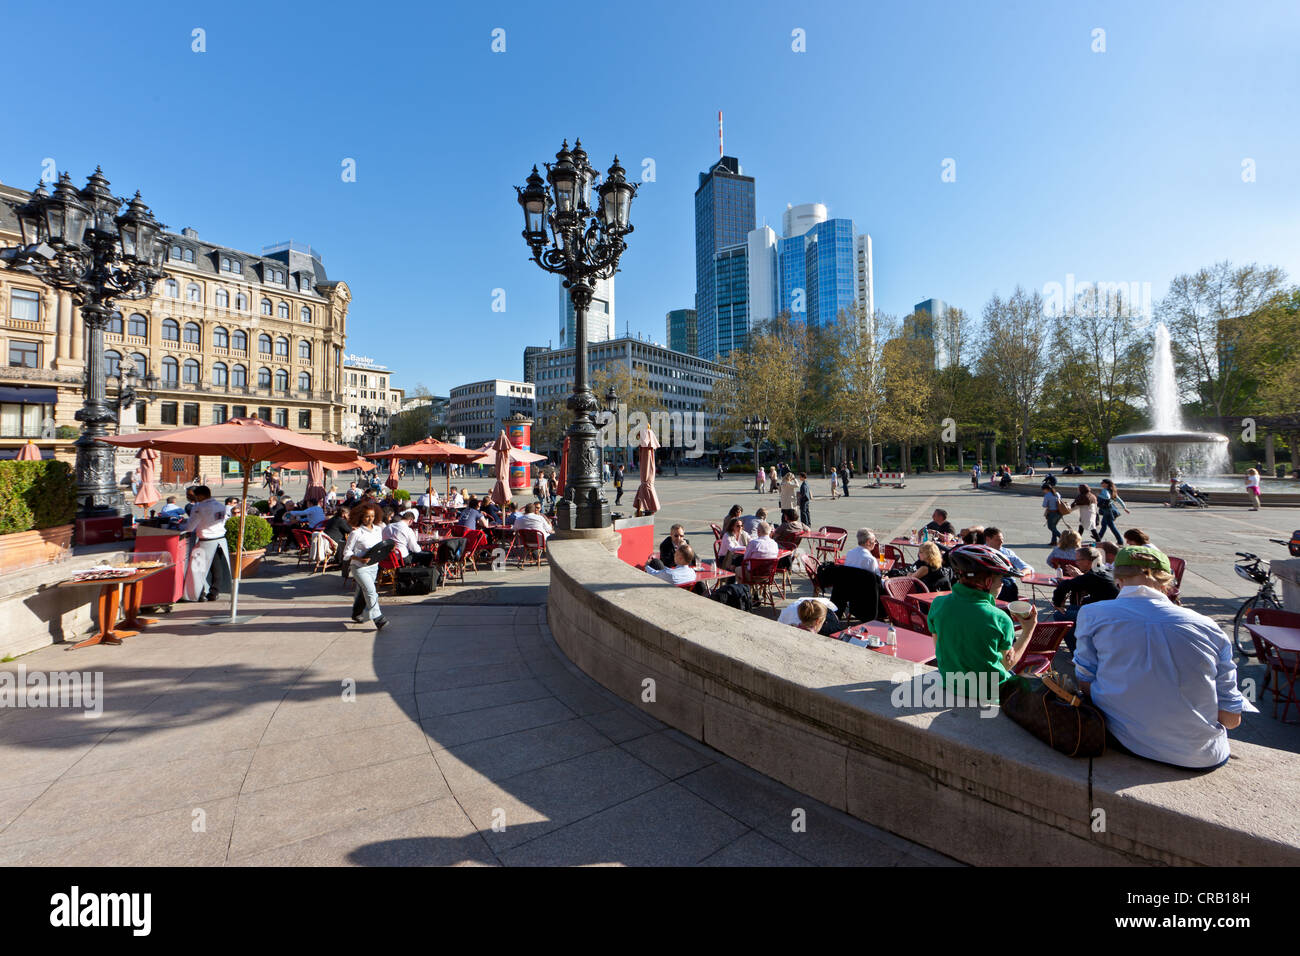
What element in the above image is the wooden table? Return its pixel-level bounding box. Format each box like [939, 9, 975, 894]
[1244, 623, 1300, 653]
[831, 621, 936, 664]
[58, 565, 170, 648]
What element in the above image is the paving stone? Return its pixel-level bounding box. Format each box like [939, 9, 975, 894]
[411, 660, 532, 693]
[241, 721, 433, 793]
[582, 706, 661, 743]
[413, 677, 552, 718]
[699, 829, 812, 866]
[497, 782, 749, 867]
[620, 730, 718, 780]
[433, 718, 611, 794]
[419, 696, 576, 750]
[258, 691, 418, 745]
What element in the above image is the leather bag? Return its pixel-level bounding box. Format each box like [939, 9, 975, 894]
[1001, 672, 1106, 758]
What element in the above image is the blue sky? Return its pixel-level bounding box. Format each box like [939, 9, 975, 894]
[3, 0, 1297, 394]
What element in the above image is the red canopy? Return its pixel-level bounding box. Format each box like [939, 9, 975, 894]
[367, 437, 481, 503]
[15, 441, 41, 461]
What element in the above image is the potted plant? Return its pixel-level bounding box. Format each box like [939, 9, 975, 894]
[0, 461, 77, 574]
[226, 513, 273, 577]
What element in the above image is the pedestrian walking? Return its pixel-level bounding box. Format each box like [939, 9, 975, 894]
[769, 467, 779, 494]
[1095, 478, 1130, 543]
[1043, 481, 1068, 545]
[1245, 467, 1262, 510]
[716, 461, 724, 481]
[838, 464, 850, 497]
[971, 465, 979, 489]
[828, 467, 839, 499]
[797, 471, 812, 527]
[756, 465, 766, 493]
[614, 464, 625, 505]
[344, 502, 389, 631]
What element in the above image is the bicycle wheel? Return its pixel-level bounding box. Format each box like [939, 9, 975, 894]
[1233, 594, 1280, 659]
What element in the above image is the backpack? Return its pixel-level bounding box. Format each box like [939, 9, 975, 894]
[712, 581, 753, 613]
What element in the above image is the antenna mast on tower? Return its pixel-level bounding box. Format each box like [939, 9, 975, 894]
[718, 110, 723, 157]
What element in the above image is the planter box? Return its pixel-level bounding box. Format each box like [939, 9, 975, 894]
[236, 548, 265, 578]
[0, 524, 73, 576]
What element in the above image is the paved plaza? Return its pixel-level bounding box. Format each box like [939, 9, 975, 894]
[0, 471, 1294, 865]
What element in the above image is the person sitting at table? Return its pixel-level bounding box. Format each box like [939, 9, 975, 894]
[909, 542, 953, 592]
[1047, 529, 1082, 572]
[1123, 528, 1151, 547]
[383, 510, 438, 567]
[514, 501, 554, 539]
[927, 544, 1037, 702]
[325, 485, 339, 508]
[959, 525, 985, 545]
[343, 482, 360, 505]
[773, 508, 808, 544]
[1051, 546, 1119, 633]
[285, 497, 326, 528]
[982, 526, 1031, 601]
[503, 502, 518, 527]
[721, 504, 743, 535]
[645, 543, 697, 585]
[924, 509, 957, 540]
[742, 521, 779, 562]
[482, 498, 503, 523]
[1073, 545, 1244, 769]
[449, 486, 465, 508]
[160, 495, 185, 518]
[660, 524, 689, 565]
[457, 496, 489, 530]
[778, 596, 843, 636]
[740, 507, 767, 536]
[416, 487, 440, 509]
[843, 529, 880, 574]
[717, 517, 750, 571]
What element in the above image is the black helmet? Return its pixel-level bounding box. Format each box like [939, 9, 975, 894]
[948, 543, 1016, 579]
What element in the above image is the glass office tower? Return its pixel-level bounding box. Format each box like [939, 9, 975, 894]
[694, 156, 756, 360]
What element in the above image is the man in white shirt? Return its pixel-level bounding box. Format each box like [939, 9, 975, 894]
[383, 510, 436, 566]
[285, 498, 326, 527]
[416, 488, 440, 509]
[449, 487, 465, 508]
[180, 485, 231, 602]
[513, 502, 554, 539]
[777, 596, 840, 629]
[645, 543, 697, 585]
[843, 528, 880, 574]
[982, 526, 1032, 601]
[742, 521, 779, 562]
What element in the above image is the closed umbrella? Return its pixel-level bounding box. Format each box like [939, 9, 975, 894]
[305, 460, 327, 504]
[15, 441, 41, 461]
[134, 448, 162, 509]
[633, 427, 661, 516]
[385, 450, 401, 491]
[488, 430, 512, 512]
[102, 417, 359, 624]
[556, 435, 570, 503]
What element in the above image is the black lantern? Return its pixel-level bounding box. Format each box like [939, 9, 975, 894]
[13, 184, 48, 247]
[116, 192, 163, 265]
[45, 174, 91, 248]
[516, 138, 638, 530]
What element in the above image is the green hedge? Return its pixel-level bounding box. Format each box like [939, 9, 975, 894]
[393, 488, 410, 501]
[251, 499, 270, 514]
[226, 514, 273, 552]
[0, 460, 77, 535]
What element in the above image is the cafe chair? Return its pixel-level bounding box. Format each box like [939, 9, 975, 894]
[1013, 621, 1073, 676]
[741, 557, 783, 607]
[880, 544, 906, 566]
[1166, 556, 1186, 605]
[710, 523, 723, 540]
[376, 548, 403, 589]
[1243, 607, 1300, 717]
[816, 526, 848, 563]
[884, 576, 925, 601]
[517, 529, 548, 567]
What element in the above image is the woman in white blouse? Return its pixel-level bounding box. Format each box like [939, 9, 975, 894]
[717, 516, 750, 570]
[344, 502, 389, 630]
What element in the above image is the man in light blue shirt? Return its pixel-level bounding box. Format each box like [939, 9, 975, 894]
[1073, 546, 1243, 769]
[284, 499, 326, 527]
[983, 527, 1031, 601]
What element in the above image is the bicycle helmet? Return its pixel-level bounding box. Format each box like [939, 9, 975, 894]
[947, 543, 1016, 579]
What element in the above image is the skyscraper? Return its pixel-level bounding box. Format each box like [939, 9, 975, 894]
[694, 156, 756, 360]
[910, 298, 950, 369]
[855, 233, 874, 322]
[559, 275, 615, 348]
[665, 309, 698, 356]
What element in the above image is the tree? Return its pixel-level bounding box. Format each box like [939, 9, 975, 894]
[976, 287, 1051, 467]
[711, 313, 810, 461]
[880, 325, 933, 468]
[827, 306, 891, 470]
[1158, 260, 1288, 419]
[931, 305, 976, 469]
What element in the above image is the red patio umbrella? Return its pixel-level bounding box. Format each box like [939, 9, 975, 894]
[15, 441, 41, 461]
[557, 435, 570, 501]
[367, 437, 481, 506]
[385, 449, 401, 491]
[102, 418, 359, 623]
[487, 430, 512, 510]
[134, 448, 162, 509]
[633, 427, 661, 516]
[305, 460, 327, 504]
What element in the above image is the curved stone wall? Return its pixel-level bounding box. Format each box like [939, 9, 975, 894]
[546, 534, 1300, 866]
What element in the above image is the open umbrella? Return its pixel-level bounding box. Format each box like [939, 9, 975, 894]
[134, 448, 162, 509]
[101, 418, 359, 624]
[633, 427, 661, 516]
[15, 441, 41, 461]
[367, 437, 481, 507]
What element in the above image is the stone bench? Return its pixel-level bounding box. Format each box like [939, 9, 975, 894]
[546, 534, 1300, 866]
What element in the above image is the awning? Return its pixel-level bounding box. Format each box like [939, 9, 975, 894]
[0, 386, 58, 404]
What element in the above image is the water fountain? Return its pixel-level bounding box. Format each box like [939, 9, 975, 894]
[1107, 323, 1230, 485]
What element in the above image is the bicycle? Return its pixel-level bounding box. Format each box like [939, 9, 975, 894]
[1232, 540, 1291, 658]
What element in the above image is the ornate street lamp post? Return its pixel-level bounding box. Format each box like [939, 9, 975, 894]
[604, 384, 619, 474]
[1, 169, 168, 517]
[517, 139, 637, 530]
[1072, 437, 1080, 468]
[743, 415, 769, 488]
[816, 425, 834, 477]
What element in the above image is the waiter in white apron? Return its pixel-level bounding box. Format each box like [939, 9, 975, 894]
[182, 485, 232, 602]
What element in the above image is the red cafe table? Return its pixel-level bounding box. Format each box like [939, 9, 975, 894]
[678, 566, 736, 592]
[832, 621, 936, 664]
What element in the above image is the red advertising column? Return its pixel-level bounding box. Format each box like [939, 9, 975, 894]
[506, 414, 533, 491]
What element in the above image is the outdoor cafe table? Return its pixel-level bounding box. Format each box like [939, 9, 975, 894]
[1020, 572, 1062, 600]
[56, 560, 172, 649]
[906, 591, 1011, 613]
[680, 566, 735, 591]
[834, 555, 895, 573]
[831, 621, 936, 664]
[1244, 623, 1300, 654]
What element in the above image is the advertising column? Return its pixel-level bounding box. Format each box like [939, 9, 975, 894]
[506, 415, 533, 491]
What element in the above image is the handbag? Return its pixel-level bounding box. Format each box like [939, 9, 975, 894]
[1000, 672, 1107, 758]
[1056, 496, 1072, 515]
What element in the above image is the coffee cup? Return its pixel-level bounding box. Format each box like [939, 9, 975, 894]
[1007, 600, 1033, 621]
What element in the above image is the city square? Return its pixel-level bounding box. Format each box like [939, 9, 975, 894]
[0, 0, 1297, 931]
